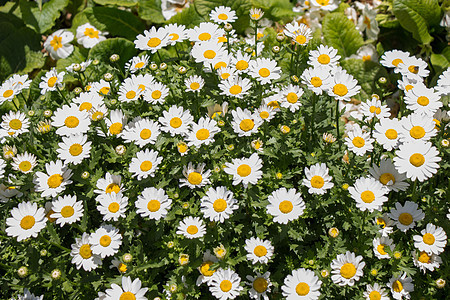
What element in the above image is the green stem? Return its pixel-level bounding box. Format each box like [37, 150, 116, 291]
[156, 50, 163, 64]
[310, 93, 317, 147]
[335, 99, 342, 150]
[174, 43, 181, 60]
[56, 86, 69, 105]
[11, 98, 20, 111]
[40, 236, 70, 252]
[19, 93, 28, 107]
[411, 180, 418, 202]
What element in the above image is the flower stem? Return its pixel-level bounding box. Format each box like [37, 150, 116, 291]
[335, 99, 342, 150]
[310, 93, 317, 147]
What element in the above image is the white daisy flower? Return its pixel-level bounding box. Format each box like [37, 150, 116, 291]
[34, 160, 73, 198]
[0, 80, 18, 104]
[308, 45, 341, 70]
[380, 50, 411, 70]
[279, 84, 304, 112]
[217, 66, 236, 81]
[0, 183, 22, 202]
[435, 68, 450, 96]
[200, 186, 238, 223]
[70, 233, 102, 271]
[179, 162, 211, 189]
[51, 104, 91, 136]
[404, 85, 442, 117]
[398, 113, 437, 143]
[393, 140, 441, 182]
[135, 187, 172, 220]
[5, 201, 47, 241]
[164, 24, 187, 45]
[125, 54, 150, 73]
[187, 117, 220, 147]
[185, 75, 205, 93]
[327, 70, 361, 101]
[11, 152, 37, 174]
[95, 172, 124, 196]
[56, 134, 92, 165]
[375, 214, 395, 237]
[413, 223, 447, 255]
[282, 268, 322, 299]
[397, 76, 424, 93]
[210, 6, 237, 24]
[349, 44, 378, 62]
[76, 23, 107, 48]
[219, 76, 252, 98]
[412, 250, 442, 273]
[357, 5, 380, 39]
[256, 104, 276, 122]
[331, 251, 365, 286]
[388, 201, 425, 232]
[72, 91, 104, 112]
[210, 53, 232, 71]
[90, 79, 111, 97]
[369, 158, 409, 192]
[244, 237, 274, 264]
[5, 74, 32, 94]
[176, 216, 206, 239]
[104, 276, 148, 300]
[196, 250, 219, 286]
[143, 81, 169, 104]
[345, 125, 374, 156]
[134, 26, 170, 53]
[266, 187, 305, 224]
[284, 22, 312, 46]
[103, 109, 126, 137]
[1, 110, 30, 137]
[231, 107, 262, 137]
[191, 40, 227, 67]
[397, 56, 430, 81]
[50, 195, 84, 227]
[246, 271, 272, 300]
[248, 57, 281, 84]
[363, 283, 390, 300]
[373, 117, 401, 151]
[158, 105, 193, 136]
[118, 76, 144, 102]
[15, 288, 43, 300]
[209, 268, 243, 299]
[224, 153, 263, 187]
[122, 118, 161, 147]
[360, 97, 391, 120]
[90, 224, 122, 258]
[373, 236, 395, 259]
[43, 29, 74, 60]
[207, 102, 229, 119]
[39, 68, 65, 94]
[301, 67, 332, 95]
[186, 22, 224, 43]
[348, 177, 388, 212]
[97, 192, 128, 222]
[310, 0, 339, 11]
[129, 149, 162, 180]
[231, 50, 251, 74]
[302, 163, 334, 195]
[388, 273, 414, 300]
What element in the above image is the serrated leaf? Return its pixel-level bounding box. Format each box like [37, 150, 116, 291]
[138, 0, 165, 23]
[19, 0, 69, 34]
[71, 7, 145, 41]
[93, 0, 138, 6]
[322, 12, 364, 57]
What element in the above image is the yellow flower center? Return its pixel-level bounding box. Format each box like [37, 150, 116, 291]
[377, 244, 387, 255]
[379, 173, 395, 185]
[392, 58, 403, 67]
[177, 143, 188, 153]
[169, 33, 179, 41]
[79, 102, 92, 111]
[417, 96, 429, 106]
[253, 277, 268, 293]
[61, 205, 74, 218]
[236, 60, 249, 70]
[352, 137, 365, 148]
[363, 55, 371, 61]
[369, 291, 381, 300]
[260, 111, 269, 119]
[423, 233, 435, 245]
[9, 119, 22, 130]
[340, 263, 356, 279]
[170, 117, 182, 128]
[186, 225, 198, 235]
[200, 261, 215, 276]
[409, 126, 425, 139]
[19, 161, 32, 172]
[140, 129, 152, 140]
[147, 200, 161, 212]
[196, 128, 210, 140]
[135, 62, 145, 69]
[213, 198, 227, 212]
[311, 175, 325, 188]
[140, 161, 153, 172]
[188, 172, 203, 185]
[392, 280, 403, 293]
[106, 183, 120, 194]
[408, 65, 419, 74]
[229, 85, 242, 95]
[47, 174, 63, 188]
[376, 217, 386, 228]
[79, 244, 92, 259]
[109, 122, 123, 135]
[20, 215, 35, 230]
[147, 37, 161, 48]
[409, 153, 425, 167]
[258, 68, 270, 78]
[251, 13, 260, 19]
[190, 82, 200, 90]
[361, 190, 375, 203]
[418, 251, 431, 263]
[50, 36, 63, 51]
[69, 143, 83, 156]
[316, 0, 330, 5]
[199, 32, 211, 41]
[218, 13, 228, 20]
[64, 116, 79, 128]
[398, 212, 413, 225]
[240, 119, 255, 131]
[333, 84, 348, 96]
[48, 76, 58, 88]
[279, 200, 293, 214]
[3, 89, 14, 98]
[385, 129, 398, 140]
[108, 202, 120, 213]
[405, 84, 413, 91]
[237, 164, 251, 177]
[295, 35, 307, 44]
[369, 106, 381, 114]
[119, 292, 136, 300]
[84, 28, 99, 38]
[221, 73, 230, 80]
[220, 280, 232, 292]
[100, 235, 111, 247]
[118, 263, 127, 273]
[99, 87, 110, 95]
[92, 111, 104, 121]
[151, 90, 162, 99]
[126, 90, 136, 100]
[310, 76, 322, 87]
[253, 245, 267, 257]
[287, 92, 298, 103]
[296, 282, 310, 296]
[203, 50, 216, 59]
[318, 54, 330, 64]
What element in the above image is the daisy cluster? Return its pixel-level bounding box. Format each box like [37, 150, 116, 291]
[1, 4, 449, 300]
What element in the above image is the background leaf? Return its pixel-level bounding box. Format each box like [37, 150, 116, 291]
[88, 38, 137, 72]
[138, 0, 165, 24]
[19, 0, 69, 34]
[92, 0, 138, 7]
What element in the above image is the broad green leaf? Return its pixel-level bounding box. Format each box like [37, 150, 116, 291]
[392, 0, 441, 44]
[19, 0, 69, 34]
[138, 0, 165, 23]
[88, 38, 137, 72]
[167, 5, 204, 26]
[322, 12, 364, 57]
[93, 0, 138, 6]
[341, 59, 388, 100]
[252, 0, 297, 23]
[72, 7, 145, 41]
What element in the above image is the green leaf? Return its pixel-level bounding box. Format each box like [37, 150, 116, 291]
[71, 7, 145, 41]
[138, 0, 165, 24]
[19, 0, 69, 34]
[392, 0, 441, 44]
[322, 12, 364, 57]
[56, 47, 88, 82]
[252, 0, 297, 23]
[93, 0, 138, 6]
[88, 38, 137, 72]
[167, 5, 204, 26]
[341, 59, 388, 100]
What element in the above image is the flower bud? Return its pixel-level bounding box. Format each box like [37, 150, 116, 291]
[159, 63, 168, 71]
[110, 54, 120, 62]
[272, 46, 280, 53]
[224, 23, 233, 32]
[178, 66, 187, 74]
[104, 73, 114, 82]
